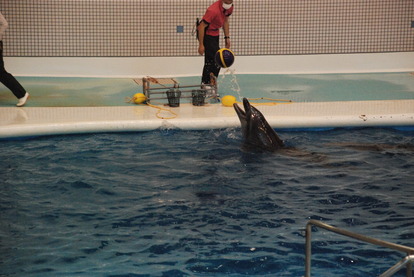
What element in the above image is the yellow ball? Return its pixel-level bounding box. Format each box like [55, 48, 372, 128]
[221, 95, 237, 107]
[133, 93, 147, 104]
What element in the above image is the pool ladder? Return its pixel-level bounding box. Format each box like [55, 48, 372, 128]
[305, 220, 414, 277]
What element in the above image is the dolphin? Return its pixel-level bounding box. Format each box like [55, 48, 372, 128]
[233, 98, 284, 152]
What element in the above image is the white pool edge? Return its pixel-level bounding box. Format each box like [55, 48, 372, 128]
[1, 100, 413, 139]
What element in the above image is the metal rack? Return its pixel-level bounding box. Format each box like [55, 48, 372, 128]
[134, 76, 218, 104]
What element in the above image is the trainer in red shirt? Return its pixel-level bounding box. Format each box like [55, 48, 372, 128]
[198, 0, 234, 90]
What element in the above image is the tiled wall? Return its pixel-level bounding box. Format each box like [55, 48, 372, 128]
[2, 0, 413, 57]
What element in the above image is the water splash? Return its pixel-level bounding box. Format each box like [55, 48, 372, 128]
[221, 68, 243, 101]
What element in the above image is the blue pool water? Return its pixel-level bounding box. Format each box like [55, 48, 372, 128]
[0, 72, 413, 106]
[1, 127, 413, 276]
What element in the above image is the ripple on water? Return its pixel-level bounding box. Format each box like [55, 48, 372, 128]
[0, 128, 413, 276]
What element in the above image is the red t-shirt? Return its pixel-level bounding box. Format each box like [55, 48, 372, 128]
[202, 1, 234, 36]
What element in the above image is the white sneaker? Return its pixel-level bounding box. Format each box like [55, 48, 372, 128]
[16, 92, 29, 107]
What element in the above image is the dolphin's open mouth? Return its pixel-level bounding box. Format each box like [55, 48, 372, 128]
[233, 98, 251, 120]
[233, 100, 245, 120]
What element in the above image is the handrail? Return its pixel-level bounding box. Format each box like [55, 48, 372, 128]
[381, 255, 414, 277]
[305, 219, 414, 277]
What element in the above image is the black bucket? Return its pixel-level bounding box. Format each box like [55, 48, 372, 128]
[166, 89, 181, 107]
[191, 90, 206, 106]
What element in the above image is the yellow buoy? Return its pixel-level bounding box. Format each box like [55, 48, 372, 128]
[221, 95, 237, 107]
[133, 93, 147, 104]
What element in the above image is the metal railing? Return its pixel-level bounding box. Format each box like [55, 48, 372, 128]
[305, 220, 414, 277]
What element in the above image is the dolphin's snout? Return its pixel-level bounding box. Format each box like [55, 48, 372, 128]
[242, 98, 251, 111]
[234, 98, 285, 151]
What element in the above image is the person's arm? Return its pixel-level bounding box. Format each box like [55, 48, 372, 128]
[0, 13, 9, 41]
[197, 21, 208, 55]
[223, 16, 230, 49]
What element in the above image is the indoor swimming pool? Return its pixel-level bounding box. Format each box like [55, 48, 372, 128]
[2, 0, 413, 274]
[1, 127, 414, 276]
